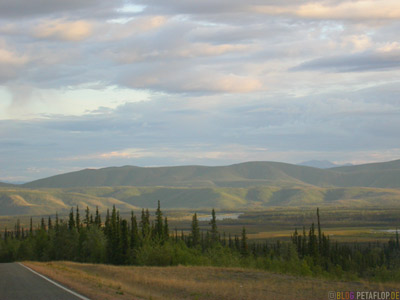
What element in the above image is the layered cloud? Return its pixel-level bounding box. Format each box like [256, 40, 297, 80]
[33, 19, 93, 41]
[0, 0, 400, 181]
[292, 49, 400, 72]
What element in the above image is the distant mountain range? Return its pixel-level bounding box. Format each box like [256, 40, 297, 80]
[22, 159, 400, 189]
[1, 159, 400, 216]
[298, 160, 352, 169]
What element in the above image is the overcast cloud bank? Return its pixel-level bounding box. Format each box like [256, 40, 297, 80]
[0, 0, 399, 181]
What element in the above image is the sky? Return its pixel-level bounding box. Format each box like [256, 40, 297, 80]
[1, 0, 400, 182]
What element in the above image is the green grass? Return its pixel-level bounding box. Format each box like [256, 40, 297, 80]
[2, 185, 400, 216]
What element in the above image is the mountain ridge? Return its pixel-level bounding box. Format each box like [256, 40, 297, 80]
[22, 159, 400, 189]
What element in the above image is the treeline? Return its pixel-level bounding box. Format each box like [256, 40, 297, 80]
[290, 208, 400, 281]
[1, 204, 399, 281]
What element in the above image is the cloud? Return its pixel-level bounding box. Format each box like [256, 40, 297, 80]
[100, 16, 168, 41]
[122, 67, 263, 93]
[33, 19, 93, 41]
[0, 48, 28, 65]
[292, 50, 400, 72]
[0, 42, 29, 82]
[1, 0, 400, 181]
[0, 0, 124, 19]
[295, 0, 400, 21]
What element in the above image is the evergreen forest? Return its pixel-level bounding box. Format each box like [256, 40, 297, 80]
[1, 202, 399, 282]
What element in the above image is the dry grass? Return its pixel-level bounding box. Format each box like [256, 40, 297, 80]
[23, 261, 399, 300]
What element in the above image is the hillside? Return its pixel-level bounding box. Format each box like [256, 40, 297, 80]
[2, 185, 400, 216]
[23, 159, 400, 189]
[0, 159, 398, 215]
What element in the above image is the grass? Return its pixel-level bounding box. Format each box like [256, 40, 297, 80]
[2, 184, 400, 217]
[23, 261, 400, 300]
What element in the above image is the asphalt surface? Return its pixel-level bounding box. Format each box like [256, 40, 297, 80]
[0, 263, 86, 300]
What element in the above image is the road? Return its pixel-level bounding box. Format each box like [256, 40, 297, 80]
[0, 262, 88, 300]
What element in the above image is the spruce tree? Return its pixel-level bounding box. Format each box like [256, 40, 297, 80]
[85, 206, 90, 227]
[317, 208, 322, 254]
[155, 200, 164, 239]
[41, 218, 46, 231]
[95, 206, 101, 227]
[120, 219, 129, 264]
[76, 206, 81, 231]
[191, 213, 200, 247]
[241, 227, 248, 256]
[130, 211, 139, 249]
[55, 213, 59, 231]
[210, 209, 218, 244]
[164, 217, 169, 241]
[48, 216, 53, 231]
[29, 217, 33, 236]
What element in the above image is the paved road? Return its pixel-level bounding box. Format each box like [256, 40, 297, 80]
[0, 263, 87, 300]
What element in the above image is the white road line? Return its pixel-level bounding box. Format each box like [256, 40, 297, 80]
[18, 263, 91, 300]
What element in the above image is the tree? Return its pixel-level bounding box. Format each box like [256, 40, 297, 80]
[317, 208, 322, 254]
[84, 206, 90, 228]
[140, 209, 150, 238]
[210, 209, 218, 244]
[130, 211, 139, 250]
[29, 217, 33, 236]
[95, 206, 101, 227]
[75, 206, 81, 231]
[241, 227, 249, 256]
[191, 213, 200, 247]
[120, 219, 129, 264]
[47, 216, 53, 231]
[164, 217, 169, 241]
[155, 200, 163, 239]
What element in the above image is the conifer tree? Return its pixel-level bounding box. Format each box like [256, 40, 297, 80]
[48, 216, 53, 231]
[15, 219, 21, 239]
[210, 209, 218, 244]
[120, 219, 129, 264]
[95, 206, 101, 227]
[55, 213, 59, 232]
[308, 223, 318, 259]
[40, 218, 46, 231]
[191, 213, 200, 247]
[302, 226, 307, 256]
[140, 209, 150, 238]
[241, 227, 248, 256]
[29, 217, 33, 236]
[85, 206, 90, 227]
[155, 200, 164, 239]
[76, 206, 81, 231]
[317, 208, 322, 254]
[130, 211, 139, 249]
[164, 217, 169, 241]
[105, 209, 110, 230]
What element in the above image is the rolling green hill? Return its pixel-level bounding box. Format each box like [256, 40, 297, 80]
[1, 185, 400, 216]
[1, 159, 399, 216]
[23, 160, 400, 189]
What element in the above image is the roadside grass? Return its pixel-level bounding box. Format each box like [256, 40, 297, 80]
[24, 261, 399, 300]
